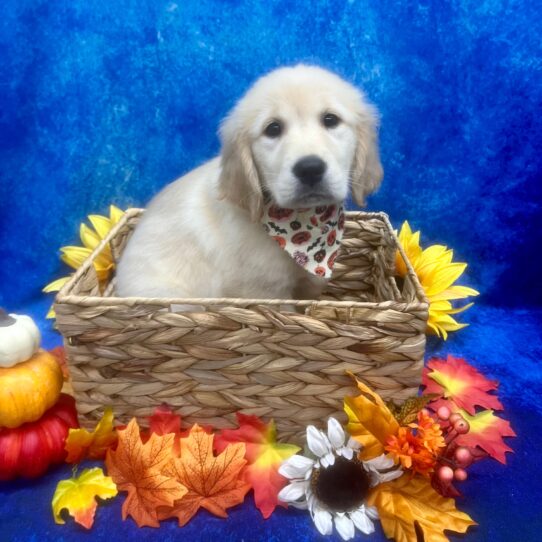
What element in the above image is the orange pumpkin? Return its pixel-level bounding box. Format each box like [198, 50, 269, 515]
[0, 350, 63, 428]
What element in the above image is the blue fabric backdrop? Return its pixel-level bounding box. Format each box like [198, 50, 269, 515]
[1, 0, 541, 309]
[1, 1, 541, 541]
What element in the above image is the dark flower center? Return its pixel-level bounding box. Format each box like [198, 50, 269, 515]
[312, 456, 370, 512]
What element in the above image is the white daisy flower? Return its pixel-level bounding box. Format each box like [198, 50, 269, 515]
[278, 417, 402, 541]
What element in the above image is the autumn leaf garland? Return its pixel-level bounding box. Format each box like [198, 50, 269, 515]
[57, 408, 253, 529]
[51, 356, 514, 542]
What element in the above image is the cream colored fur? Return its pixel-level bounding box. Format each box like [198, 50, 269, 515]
[115, 65, 383, 303]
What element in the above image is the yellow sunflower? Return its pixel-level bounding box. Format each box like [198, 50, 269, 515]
[396, 221, 479, 339]
[43, 205, 126, 318]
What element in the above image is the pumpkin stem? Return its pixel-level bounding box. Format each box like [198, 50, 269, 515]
[0, 308, 16, 327]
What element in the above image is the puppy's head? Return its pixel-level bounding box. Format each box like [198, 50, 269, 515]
[218, 65, 383, 220]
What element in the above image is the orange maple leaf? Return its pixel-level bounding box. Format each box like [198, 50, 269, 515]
[159, 424, 250, 526]
[105, 418, 187, 527]
[65, 407, 118, 463]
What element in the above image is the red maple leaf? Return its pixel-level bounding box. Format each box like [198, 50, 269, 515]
[422, 355, 503, 415]
[454, 409, 516, 464]
[148, 404, 183, 437]
[214, 413, 300, 518]
[49, 346, 70, 380]
[142, 405, 212, 455]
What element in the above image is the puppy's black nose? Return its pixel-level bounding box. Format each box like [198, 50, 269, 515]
[293, 155, 327, 186]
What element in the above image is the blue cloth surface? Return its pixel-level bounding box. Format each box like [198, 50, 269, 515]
[1, 301, 541, 542]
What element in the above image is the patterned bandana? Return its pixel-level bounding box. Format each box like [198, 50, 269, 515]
[262, 202, 345, 278]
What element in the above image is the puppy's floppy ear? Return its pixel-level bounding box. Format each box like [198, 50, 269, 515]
[218, 112, 263, 221]
[351, 107, 384, 207]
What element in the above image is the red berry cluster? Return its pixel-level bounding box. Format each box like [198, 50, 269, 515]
[431, 406, 486, 497]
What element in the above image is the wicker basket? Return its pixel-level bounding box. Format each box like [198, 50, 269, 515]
[54, 209, 428, 443]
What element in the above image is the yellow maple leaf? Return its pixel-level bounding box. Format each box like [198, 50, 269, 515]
[52, 467, 118, 529]
[367, 474, 476, 542]
[343, 373, 400, 460]
[65, 407, 118, 463]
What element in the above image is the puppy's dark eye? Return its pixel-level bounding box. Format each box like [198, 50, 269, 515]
[322, 113, 341, 128]
[264, 121, 283, 138]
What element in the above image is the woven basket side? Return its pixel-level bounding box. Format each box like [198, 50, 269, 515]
[109, 211, 140, 266]
[57, 302, 427, 443]
[324, 215, 398, 303]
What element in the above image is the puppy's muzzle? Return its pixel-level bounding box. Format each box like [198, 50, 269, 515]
[293, 155, 327, 186]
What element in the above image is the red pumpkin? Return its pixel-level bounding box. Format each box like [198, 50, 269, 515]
[0, 394, 79, 481]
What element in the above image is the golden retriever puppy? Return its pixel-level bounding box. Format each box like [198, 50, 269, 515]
[115, 65, 383, 303]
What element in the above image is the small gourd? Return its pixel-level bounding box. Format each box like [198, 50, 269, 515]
[0, 309, 41, 367]
[0, 349, 64, 428]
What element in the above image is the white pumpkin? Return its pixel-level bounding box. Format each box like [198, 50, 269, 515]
[0, 310, 41, 368]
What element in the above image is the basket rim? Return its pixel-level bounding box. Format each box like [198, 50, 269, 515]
[55, 208, 429, 311]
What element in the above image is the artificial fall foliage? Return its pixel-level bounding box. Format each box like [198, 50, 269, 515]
[214, 413, 301, 518]
[386, 395, 437, 425]
[105, 419, 187, 527]
[142, 404, 212, 454]
[104, 419, 249, 528]
[423, 355, 503, 415]
[343, 372, 400, 460]
[52, 467, 117, 529]
[422, 356, 515, 464]
[144, 404, 185, 456]
[49, 346, 70, 380]
[343, 370, 482, 541]
[158, 425, 250, 526]
[65, 407, 118, 463]
[47, 358, 513, 542]
[454, 408, 516, 463]
[367, 474, 476, 542]
[385, 410, 445, 477]
[148, 404, 183, 437]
